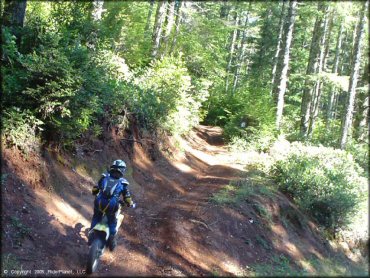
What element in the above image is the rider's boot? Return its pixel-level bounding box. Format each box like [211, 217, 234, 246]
[87, 229, 94, 245]
[108, 234, 117, 251]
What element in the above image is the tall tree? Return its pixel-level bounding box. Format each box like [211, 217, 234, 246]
[322, 11, 334, 71]
[340, 1, 368, 149]
[357, 95, 369, 142]
[326, 20, 344, 129]
[144, 0, 155, 35]
[270, 1, 287, 96]
[2, 0, 27, 27]
[160, 0, 176, 57]
[274, 0, 298, 129]
[299, 3, 327, 138]
[220, 1, 231, 19]
[307, 7, 331, 138]
[2, 0, 27, 45]
[169, 0, 183, 55]
[232, 3, 252, 94]
[151, 1, 167, 59]
[225, 8, 240, 92]
[92, 0, 104, 21]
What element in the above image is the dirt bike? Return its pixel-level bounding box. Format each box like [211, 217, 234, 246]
[86, 201, 135, 274]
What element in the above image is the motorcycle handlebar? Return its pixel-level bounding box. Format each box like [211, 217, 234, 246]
[119, 200, 136, 208]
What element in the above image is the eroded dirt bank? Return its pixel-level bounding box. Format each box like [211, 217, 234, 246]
[1, 125, 363, 276]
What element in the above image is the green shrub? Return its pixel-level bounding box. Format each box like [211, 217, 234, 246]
[273, 143, 367, 230]
[346, 140, 369, 176]
[2, 107, 44, 153]
[226, 125, 277, 154]
[133, 56, 208, 135]
[211, 178, 276, 207]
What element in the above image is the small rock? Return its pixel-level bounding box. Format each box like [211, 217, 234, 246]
[22, 206, 29, 214]
[166, 245, 170, 249]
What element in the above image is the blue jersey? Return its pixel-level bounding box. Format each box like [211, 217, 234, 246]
[97, 172, 130, 200]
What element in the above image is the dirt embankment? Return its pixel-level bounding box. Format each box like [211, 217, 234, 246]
[1, 125, 364, 276]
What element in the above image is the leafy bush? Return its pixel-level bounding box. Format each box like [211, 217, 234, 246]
[2, 107, 44, 153]
[226, 124, 277, 155]
[133, 56, 208, 135]
[273, 143, 367, 230]
[346, 140, 369, 176]
[211, 178, 276, 206]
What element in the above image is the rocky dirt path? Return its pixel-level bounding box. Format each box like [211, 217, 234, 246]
[3, 125, 251, 276]
[3, 125, 366, 277]
[100, 125, 249, 276]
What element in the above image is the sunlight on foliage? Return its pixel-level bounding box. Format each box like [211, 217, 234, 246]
[273, 143, 368, 231]
[2, 108, 43, 153]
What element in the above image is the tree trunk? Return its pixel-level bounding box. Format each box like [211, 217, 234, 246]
[92, 0, 104, 21]
[2, 0, 27, 45]
[275, 0, 298, 129]
[232, 3, 252, 94]
[326, 21, 343, 129]
[2, 0, 27, 27]
[151, 1, 167, 59]
[340, 1, 368, 149]
[299, 2, 326, 138]
[270, 1, 287, 96]
[220, 1, 231, 19]
[225, 10, 240, 92]
[169, 0, 183, 55]
[257, 7, 273, 68]
[322, 11, 334, 71]
[357, 96, 369, 142]
[307, 8, 331, 138]
[144, 0, 155, 35]
[160, 0, 176, 58]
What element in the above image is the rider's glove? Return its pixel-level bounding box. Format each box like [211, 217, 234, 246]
[124, 196, 134, 207]
[92, 186, 99, 195]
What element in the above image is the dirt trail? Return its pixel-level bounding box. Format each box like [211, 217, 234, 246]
[2, 125, 249, 276]
[3, 125, 357, 276]
[104, 126, 249, 276]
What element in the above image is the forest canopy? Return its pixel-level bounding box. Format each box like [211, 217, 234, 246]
[1, 1, 368, 152]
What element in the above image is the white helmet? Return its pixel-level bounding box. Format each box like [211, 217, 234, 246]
[110, 159, 126, 175]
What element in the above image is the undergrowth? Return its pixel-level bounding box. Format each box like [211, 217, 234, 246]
[249, 253, 368, 277]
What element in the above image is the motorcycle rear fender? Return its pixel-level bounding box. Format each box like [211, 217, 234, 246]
[91, 214, 124, 241]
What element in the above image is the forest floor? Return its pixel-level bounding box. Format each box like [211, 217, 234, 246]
[1, 125, 367, 276]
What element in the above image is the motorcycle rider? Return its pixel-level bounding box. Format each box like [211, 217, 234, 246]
[89, 159, 135, 251]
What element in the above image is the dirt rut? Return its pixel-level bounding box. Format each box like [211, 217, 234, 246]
[2, 125, 341, 276]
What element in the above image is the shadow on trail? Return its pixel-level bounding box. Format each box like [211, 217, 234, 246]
[2, 125, 367, 276]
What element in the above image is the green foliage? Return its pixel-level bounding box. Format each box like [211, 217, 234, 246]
[251, 254, 307, 276]
[211, 178, 276, 206]
[251, 202, 273, 223]
[255, 235, 272, 250]
[273, 143, 367, 230]
[10, 216, 32, 246]
[2, 108, 43, 153]
[250, 253, 367, 277]
[1, 173, 9, 185]
[134, 56, 208, 135]
[346, 140, 369, 176]
[2, 253, 20, 272]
